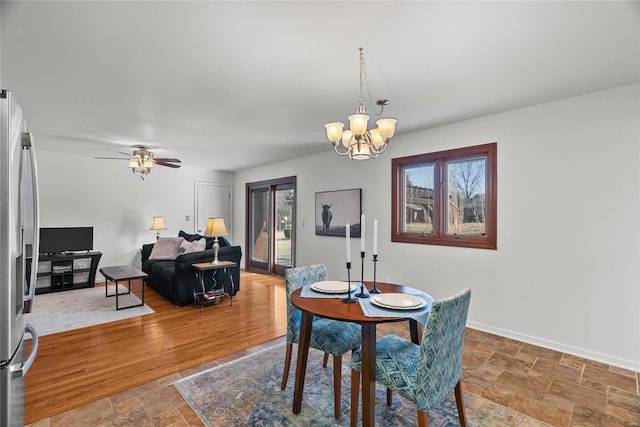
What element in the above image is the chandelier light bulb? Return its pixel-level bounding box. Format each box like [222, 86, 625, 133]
[325, 122, 344, 143]
[377, 118, 397, 139]
[341, 130, 353, 148]
[348, 112, 369, 135]
[370, 128, 384, 149]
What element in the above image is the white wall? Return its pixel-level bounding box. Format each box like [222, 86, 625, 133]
[233, 84, 640, 371]
[36, 151, 234, 270]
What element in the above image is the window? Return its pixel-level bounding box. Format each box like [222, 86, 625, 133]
[392, 143, 497, 249]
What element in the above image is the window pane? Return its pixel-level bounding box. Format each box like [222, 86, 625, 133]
[403, 164, 435, 234]
[446, 157, 486, 235]
[250, 188, 269, 264]
[275, 188, 294, 267]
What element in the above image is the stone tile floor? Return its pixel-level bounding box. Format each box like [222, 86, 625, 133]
[27, 329, 639, 427]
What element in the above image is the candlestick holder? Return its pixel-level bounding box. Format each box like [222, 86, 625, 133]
[369, 254, 381, 294]
[342, 261, 357, 303]
[355, 251, 368, 298]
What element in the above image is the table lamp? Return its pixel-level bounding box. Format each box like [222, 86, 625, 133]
[204, 217, 228, 264]
[149, 216, 167, 239]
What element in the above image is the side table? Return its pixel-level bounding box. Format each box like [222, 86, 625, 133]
[99, 265, 148, 310]
[192, 260, 236, 309]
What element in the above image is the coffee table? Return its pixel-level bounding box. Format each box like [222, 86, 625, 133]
[99, 265, 148, 310]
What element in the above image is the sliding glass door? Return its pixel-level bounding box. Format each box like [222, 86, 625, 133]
[246, 177, 296, 276]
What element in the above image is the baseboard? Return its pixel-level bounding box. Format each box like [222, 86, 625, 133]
[467, 321, 640, 372]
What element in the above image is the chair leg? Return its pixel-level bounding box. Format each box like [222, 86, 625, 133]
[323, 352, 329, 367]
[417, 410, 428, 427]
[332, 355, 341, 419]
[350, 369, 360, 427]
[280, 343, 293, 390]
[386, 388, 393, 406]
[454, 381, 468, 427]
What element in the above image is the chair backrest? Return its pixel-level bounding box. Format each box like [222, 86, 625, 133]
[284, 264, 328, 343]
[416, 288, 471, 409]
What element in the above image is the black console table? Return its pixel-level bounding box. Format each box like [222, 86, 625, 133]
[27, 251, 102, 294]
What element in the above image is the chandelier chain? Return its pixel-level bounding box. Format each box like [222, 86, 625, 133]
[359, 48, 380, 115]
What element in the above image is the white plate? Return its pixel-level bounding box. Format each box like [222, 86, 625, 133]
[371, 293, 427, 310]
[311, 280, 356, 294]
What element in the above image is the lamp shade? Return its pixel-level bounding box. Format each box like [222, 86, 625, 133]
[376, 118, 397, 139]
[204, 217, 228, 237]
[348, 112, 369, 135]
[351, 141, 371, 160]
[149, 216, 167, 230]
[325, 122, 344, 143]
[370, 128, 385, 149]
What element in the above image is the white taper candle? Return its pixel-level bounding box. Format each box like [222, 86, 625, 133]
[373, 218, 378, 255]
[346, 222, 351, 263]
[360, 214, 365, 252]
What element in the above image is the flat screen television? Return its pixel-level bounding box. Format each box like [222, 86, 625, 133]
[39, 227, 93, 254]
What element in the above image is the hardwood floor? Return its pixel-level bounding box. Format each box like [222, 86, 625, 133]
[25, 272, 639, 426]
[24, 271, 287, 425]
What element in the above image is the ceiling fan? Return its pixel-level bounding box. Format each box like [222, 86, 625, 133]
[94, 146, 181, 179]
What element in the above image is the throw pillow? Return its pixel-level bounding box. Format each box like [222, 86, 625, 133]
[149, 237, 185, 260]
[178, 238, 206, 255]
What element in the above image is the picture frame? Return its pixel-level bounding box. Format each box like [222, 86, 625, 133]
[315, 188, 362, 237]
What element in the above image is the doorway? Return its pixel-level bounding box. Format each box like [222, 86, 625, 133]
[246, 176, 296, 276]
[194, 182, 232, 236]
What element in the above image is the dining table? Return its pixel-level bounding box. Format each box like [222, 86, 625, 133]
[291, 281, 431, 426]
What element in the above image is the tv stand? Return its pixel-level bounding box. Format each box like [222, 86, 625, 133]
[27, 251, 102, 294]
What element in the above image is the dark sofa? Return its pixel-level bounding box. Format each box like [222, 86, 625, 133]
[141, 231, 242, 306]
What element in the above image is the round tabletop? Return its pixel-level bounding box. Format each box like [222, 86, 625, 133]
[291, 281, 418, 324]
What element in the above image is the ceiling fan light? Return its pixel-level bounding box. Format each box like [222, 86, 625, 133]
[143, 159, 154, 168]
[129, 158, 138, 169]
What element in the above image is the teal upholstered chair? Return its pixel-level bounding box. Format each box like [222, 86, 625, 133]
[350, 288, 471, 427]
[281, 264, 361, 419]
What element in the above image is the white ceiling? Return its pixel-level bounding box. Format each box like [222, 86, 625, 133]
[1, 1, 638, 171]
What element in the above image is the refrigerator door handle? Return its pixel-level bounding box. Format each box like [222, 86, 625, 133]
[12, 323, 39, 375]
[22, 132, 39, 312]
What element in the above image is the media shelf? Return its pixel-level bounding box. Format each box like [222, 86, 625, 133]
[27, 251, 102, 294]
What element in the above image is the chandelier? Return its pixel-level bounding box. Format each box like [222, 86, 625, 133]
[325, 48, 397, 160]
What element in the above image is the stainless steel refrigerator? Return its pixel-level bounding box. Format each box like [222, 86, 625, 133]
[0, 90, 40, 427]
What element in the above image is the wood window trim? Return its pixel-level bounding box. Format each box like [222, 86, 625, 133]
[391, 142, 497, 250]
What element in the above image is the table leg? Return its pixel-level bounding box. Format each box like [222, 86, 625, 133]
[409, 319, 422, 344]
[292, 311, 313, 414]
[228, 268, 234, 306]
[361, 323, 376, 427]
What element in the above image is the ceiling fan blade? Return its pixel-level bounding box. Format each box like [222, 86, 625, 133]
[154, 161, 181, 168]
[117, 151, 132, 157]
[154, 158, 181, 163]
[94, 156, 129, 160]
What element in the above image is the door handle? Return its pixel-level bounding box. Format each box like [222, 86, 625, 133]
[12, 323, 39, 376]
[22, 133, 40, 313]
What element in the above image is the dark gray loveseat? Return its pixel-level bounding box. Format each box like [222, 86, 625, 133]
[141, 231, 242, 306]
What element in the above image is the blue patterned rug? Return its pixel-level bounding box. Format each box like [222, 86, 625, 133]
[174, 343, 550, 426]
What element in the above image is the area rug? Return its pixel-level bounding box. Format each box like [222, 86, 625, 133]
[24, 285, 154, 336]
[174, 343, 551, 427]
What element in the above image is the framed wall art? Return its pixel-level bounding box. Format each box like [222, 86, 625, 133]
[315, 188, 362, 237]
